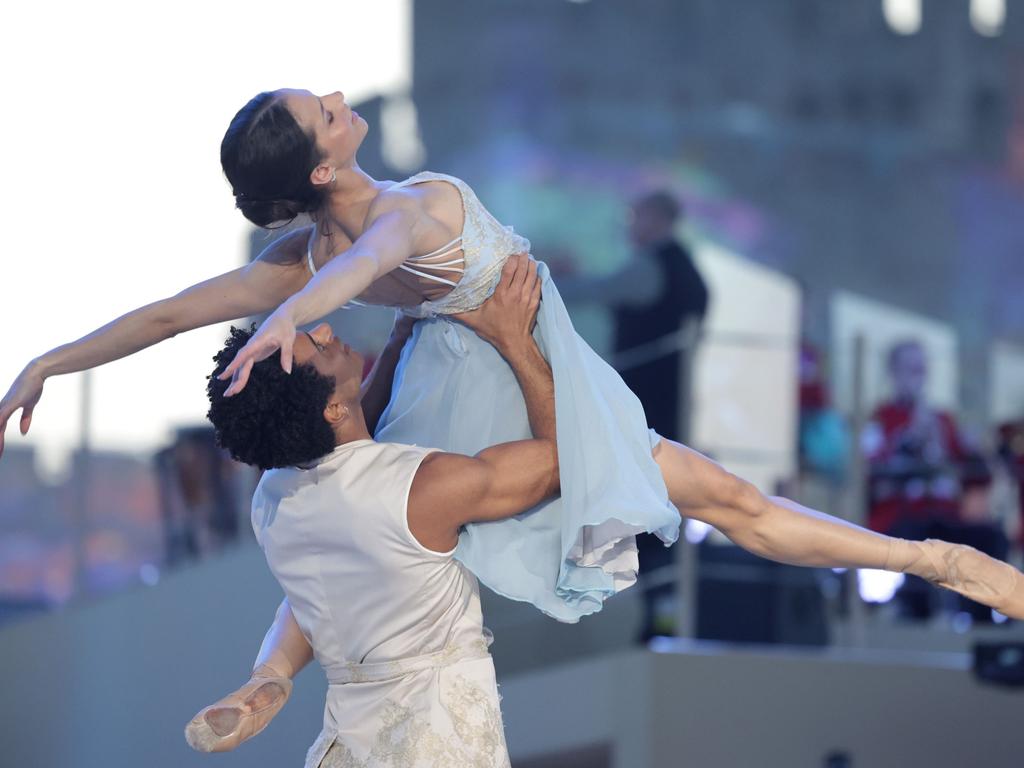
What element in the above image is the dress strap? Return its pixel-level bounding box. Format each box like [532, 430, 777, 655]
[405, 262, 465, 273]
[306, 230, 318, 276]
[398, 263, 461, 288]
[308, 229, 368, 307]
[408, 235, 462, 262]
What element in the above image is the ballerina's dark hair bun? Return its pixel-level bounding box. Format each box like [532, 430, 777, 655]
[221, 91, 325, 228]
[231, 189, 313, 230]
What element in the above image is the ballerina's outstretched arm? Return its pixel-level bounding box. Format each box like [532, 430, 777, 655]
[0, 227, 317, 460]
[651, 436, 1024, 620]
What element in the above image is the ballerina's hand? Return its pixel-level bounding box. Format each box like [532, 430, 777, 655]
[0, 363, 46, 460]
[453, 253, 540, 352]
[218, 309, 298, 397]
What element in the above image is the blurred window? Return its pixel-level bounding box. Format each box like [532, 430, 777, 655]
[883, 0, 922, 35]
[971, 0, 1005, 37]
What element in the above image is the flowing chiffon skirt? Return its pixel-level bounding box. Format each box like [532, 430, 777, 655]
[375, 262, 680, 622]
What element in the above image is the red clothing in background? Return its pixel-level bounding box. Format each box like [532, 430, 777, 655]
[866, 401, 970, 533]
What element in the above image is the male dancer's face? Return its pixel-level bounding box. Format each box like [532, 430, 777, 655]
[292, 323, 364, 409]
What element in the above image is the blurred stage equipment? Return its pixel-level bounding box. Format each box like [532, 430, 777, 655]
[972, 641, 1024, 688]
[154, 426, 242, 566]
[695, 543, 830, 646]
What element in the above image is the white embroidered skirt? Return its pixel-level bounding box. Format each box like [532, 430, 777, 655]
[306, 643, 509, 768]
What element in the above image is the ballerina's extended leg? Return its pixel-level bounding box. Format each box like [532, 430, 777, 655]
[651, 436, 1024, 620]
[885, 538, 1024, 619]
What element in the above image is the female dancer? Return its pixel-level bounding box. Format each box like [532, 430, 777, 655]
[2, 87, 1022, 752]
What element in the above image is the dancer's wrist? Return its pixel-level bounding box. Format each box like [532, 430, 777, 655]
[274, 300, 301, 327]
[251, 661, 291, 680]
[496, 336, 534, 362]
[27, 357, 50, 379]
[388, 313, 417, 344]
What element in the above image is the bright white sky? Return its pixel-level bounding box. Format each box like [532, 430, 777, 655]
[0, 0, 411, 477]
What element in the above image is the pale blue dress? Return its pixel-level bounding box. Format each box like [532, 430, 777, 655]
[307, 172, 680, 623]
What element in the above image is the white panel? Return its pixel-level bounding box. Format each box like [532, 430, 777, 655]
[990, 341, 1024, 423]
[691, 243, 800, 493]
[830, 291, 959, 415]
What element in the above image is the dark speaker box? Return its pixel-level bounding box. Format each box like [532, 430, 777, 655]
[696, 543, 829, 646]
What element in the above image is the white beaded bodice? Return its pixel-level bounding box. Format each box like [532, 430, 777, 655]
[390, 172, 531, 318]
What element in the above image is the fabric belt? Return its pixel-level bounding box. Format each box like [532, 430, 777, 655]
[323, 628, 493, 685]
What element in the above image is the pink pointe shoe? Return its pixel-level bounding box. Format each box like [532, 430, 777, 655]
[184, 669, 293, 753]
[886, 538, 1024, 620]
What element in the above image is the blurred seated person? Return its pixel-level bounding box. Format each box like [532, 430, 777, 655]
[799, 340, 850, 487]
[555, 189, 708, 641]
[864, 340, 1008, 621]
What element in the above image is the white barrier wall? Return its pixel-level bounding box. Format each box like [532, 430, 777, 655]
[691, 243, 801, 493]
[502, 642, 1024, 768]
[0, 545, 329, 768]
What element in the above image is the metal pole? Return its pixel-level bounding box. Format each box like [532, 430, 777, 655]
[72, 370, 93, 599]
[675, 320, 700, 639]
[843, 333, 869, 647]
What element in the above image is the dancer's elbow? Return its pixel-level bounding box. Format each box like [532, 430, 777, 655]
[140, 299, 186, 340]
[708, 469, 766, 521]
[544, 441, 560, 497]
[732, 477, 769, 520]
[711, 474, 770, 541]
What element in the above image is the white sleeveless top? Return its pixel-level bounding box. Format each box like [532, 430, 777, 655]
[306, 171, 531, 319]
[252, 440, 509, 767]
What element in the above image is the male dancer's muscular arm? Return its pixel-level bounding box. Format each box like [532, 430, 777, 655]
[406, 255, 558, 552]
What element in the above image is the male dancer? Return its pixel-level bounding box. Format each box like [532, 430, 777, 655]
[191, 255, 551, 766]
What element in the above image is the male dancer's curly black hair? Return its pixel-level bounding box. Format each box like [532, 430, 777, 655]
[206, 325, 337, 470]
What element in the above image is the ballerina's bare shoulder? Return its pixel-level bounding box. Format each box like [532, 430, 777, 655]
[306, 179, 467, 308]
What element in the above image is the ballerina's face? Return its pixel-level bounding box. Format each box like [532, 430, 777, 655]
[292, 322, 364, 407]
[280, 88, 368, 174]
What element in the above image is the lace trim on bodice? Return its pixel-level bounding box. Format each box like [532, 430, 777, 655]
[305, 172, 530, 317]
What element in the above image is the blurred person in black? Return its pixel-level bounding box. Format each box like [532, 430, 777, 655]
[557, 190, 708, 640]
[613, 190, 709, 440]
[619, 191, 708, 641]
